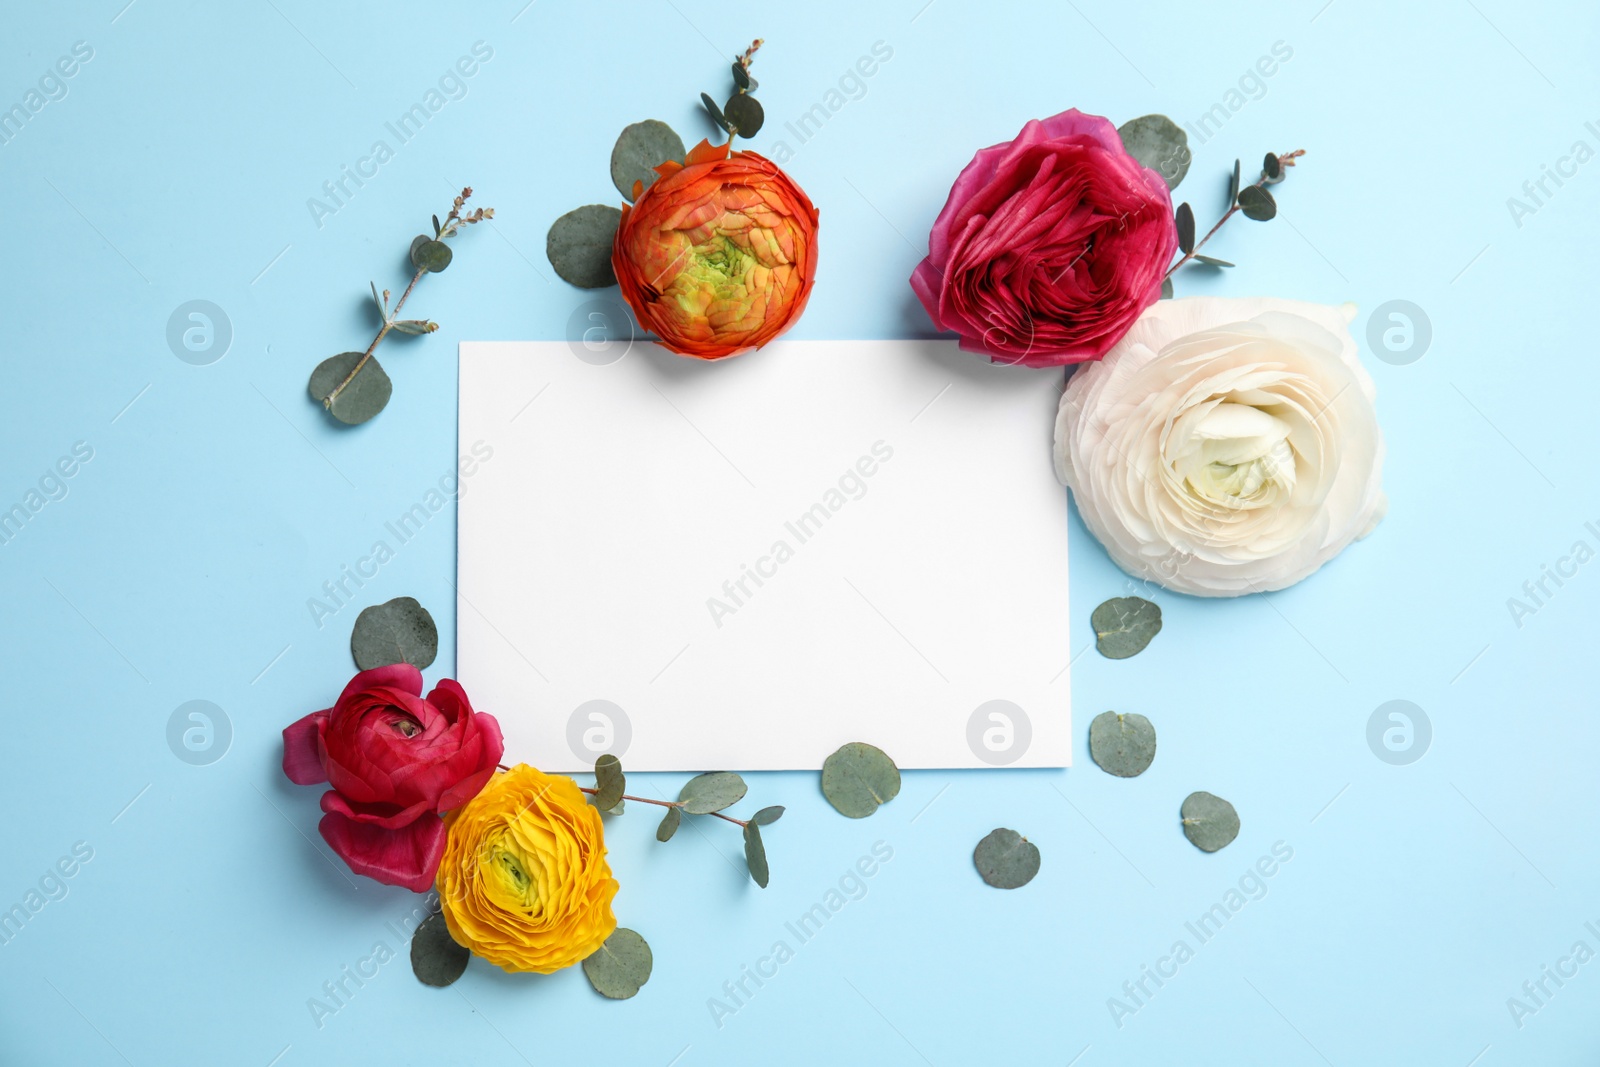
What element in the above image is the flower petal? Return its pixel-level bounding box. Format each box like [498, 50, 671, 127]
[281, 711, 328, 785]
[319, 810, 446, 893]
[336, 664, 423, 706]
[319, 789, 432, 830]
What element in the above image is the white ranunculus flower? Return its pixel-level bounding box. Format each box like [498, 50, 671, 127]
[1054, 296, 1387, 597]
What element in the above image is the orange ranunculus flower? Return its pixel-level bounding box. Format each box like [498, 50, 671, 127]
[434, 764, 618, 974]
[613, 139, 819, 360]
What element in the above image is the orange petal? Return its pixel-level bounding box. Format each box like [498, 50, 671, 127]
[684, 138, 732, 166]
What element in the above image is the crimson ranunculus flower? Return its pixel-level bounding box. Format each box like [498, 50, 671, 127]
[911, 108, 1177, 368]
[282, 665, 503, 892]
[613, 139, 818, 360]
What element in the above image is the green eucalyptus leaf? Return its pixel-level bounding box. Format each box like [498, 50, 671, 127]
[656, 805, 681, 842]
[723, 93, 764, 138]
[431, 213, 441, 237]
[1088, 711, 1157, 778]
[388, 319, 436, 335]
[1262, 151, 1282, 182]
[820, 742, 901, 819]
[732, 61, 750, 90]
[701, 92, 729, 132]
[750, 805, 784, 826]
[1091, 597, 1163, 659]
[582, 928, 652, 1000]
[610, 120, 686, 201]
[1228, 159, 1242, 205]
[1237, 185, 1277, 221]
[370, 281, 385, 319]
[1160, 277, 1174, 300]
[973, 828, 1040, 889]
[410, 236, 453, 272]
[1175, 202, 1195, 255]
[1181, 791, 1240, 853]
[309, 351, 391, 426]
[743, 822, 770, 888]
[351, 596, 438, 671]
[1194, 254, 1235, 268]
[546, 204, 622, 289]
[410, 910, 469, 987]
[1117, 114, 1190, 191]
[678, 771, 747, 814]
[593, 754, 625, 811]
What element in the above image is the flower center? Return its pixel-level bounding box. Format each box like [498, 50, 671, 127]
[486, 844, 542, 912]
[1173, 401, 1296, 508]
[693, 234, 750, 281]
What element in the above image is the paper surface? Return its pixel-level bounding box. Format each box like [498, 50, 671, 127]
[457, 339, 1072, 771]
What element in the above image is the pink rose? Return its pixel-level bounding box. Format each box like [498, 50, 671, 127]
[911, 109, 1177, 368]
[282, 665, 504, 892]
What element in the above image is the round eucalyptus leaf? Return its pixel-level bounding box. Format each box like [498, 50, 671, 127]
[593, 753, 625, 811]
[656, 805, 681, 842]
[1262, 151, 1282, 181]
[723, 93, 764, 138]
[743, 822, 769, 888]
[1091, 597, 1162, 659]
[308, 351, 391, 426]
[1160, 277, 1174, 300]
[1181, 791, 1240, 853]
[410, 236, 453, 273]
[351, 596, 438, 671]
[750, 805, 784, 826]
[1089, 711, 1157, 778]
[410, 910, 469, 988]
[546, 204, 622, 289]
[1237, 185, 1277, 221]
[610, 120, 685, 200]
[973, 828, 1040, 889]
[1117, 114, 1190, 191]
[582, 927, 652, 1000]
[1175, 202, 1195, 255]
[820, 742, 901, 819]
[732, 61, 750, 90]
[678, 771, 747, 814]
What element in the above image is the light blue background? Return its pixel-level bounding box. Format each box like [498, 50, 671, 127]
[2, 0, 1596, 1063]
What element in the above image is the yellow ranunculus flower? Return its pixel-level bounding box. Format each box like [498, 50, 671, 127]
[435, 764, 618, 974]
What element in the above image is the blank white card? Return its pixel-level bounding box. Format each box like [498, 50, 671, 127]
[457, 339, 1071, 771]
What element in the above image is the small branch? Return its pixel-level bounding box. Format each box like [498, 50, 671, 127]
[577, 786, 747, 827]
[736, 37, 763, 72]
[324, 267, 425, 408]
[1165, 150, 1304, 280]
[320, 187, 491, 410]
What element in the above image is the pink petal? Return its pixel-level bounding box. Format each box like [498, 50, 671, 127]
[318, 811, 445, 893]
[335, 664, 423, 707]
[319, 789, 431, 830]
[281, 711, 328, 785]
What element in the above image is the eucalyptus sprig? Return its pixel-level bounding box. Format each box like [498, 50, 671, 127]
[579, 755, 784, 888]
[308, 187, 493, 425]
[1165, 150, 1306, 283]
[700, 37, 766, 141]
[1113, 115, 1308, 297]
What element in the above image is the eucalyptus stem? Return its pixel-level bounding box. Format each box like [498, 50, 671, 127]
[1164, 149, 1305, 280]
[576, 785, 749, 828]
[323, 268, 425, 408]
[319, 186, 492, 411]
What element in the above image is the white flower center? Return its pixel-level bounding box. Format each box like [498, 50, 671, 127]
[1172, 401, 1295, 508]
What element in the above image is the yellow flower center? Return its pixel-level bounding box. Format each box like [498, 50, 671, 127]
[488, 845, 537, 909]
